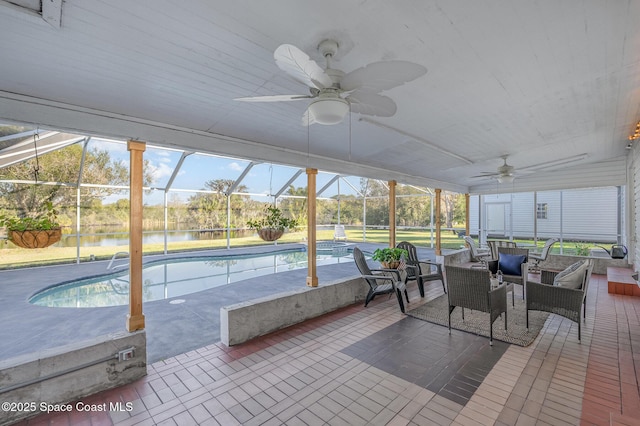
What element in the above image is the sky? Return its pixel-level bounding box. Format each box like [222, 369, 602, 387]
[90, 138, 364, 205]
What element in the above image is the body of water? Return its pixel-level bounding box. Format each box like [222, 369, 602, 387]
[57, 227, 252, 248]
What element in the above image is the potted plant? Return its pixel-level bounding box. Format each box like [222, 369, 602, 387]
[372, 247, 408, 269]
[246, 205, 298, 241]
[0, 201, 62, 249]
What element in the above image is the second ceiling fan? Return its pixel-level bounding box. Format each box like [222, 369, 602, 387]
[235, 40, 427, 126]
[473, 156, 520, 183]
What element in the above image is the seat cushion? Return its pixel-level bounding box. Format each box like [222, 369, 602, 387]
[553, 260, 587, 289]
[499, 253, 526, 276]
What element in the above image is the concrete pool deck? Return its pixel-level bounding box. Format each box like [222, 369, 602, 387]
[0, 242, 438, 364]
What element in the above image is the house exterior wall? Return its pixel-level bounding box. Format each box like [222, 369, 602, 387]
[560, 187, 619, 241]
[511, 192, 535, 236]
[469, 195, 479, 234]
[471, 187, 619, 242]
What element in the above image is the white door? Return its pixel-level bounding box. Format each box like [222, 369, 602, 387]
[485, 203, 512, 239]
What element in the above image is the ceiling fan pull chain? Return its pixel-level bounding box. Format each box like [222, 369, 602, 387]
[348, 102, 352, 161]
[269, 164, 273, 198]
[32, 129, 40, 184]
[307, 112, 311, 165]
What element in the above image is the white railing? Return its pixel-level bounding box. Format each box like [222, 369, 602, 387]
[107, 251, 129, 270]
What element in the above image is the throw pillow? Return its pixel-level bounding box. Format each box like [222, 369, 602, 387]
[553, 260, 587, 289]
[499, 253, 526, 276]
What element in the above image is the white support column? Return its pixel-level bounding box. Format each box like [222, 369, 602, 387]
[75, 138, 89, 263]
[465, 193, 470, 237]
[227, 195, 231, 249]
[435, 188, 442, 256]
[389, 180, 396, 247]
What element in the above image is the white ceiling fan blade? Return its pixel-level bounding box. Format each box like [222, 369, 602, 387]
[274, 44, 333, 90]
[340, 61, 427, 92]
[470, 173, 498, 179]
[234, 94, 313, 102]
[347, 92, 397, 117]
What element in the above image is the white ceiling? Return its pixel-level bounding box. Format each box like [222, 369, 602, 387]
[0, 0, 638, 193]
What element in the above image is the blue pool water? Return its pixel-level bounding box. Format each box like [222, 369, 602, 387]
[29, 246, 356, 308]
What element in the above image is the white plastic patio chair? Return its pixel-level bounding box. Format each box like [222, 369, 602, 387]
[333, 224, 347, 241]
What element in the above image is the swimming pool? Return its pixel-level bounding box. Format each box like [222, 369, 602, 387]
[29, 246, 356, 308]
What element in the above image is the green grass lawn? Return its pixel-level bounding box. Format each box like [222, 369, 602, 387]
[0, 228, 604, 269]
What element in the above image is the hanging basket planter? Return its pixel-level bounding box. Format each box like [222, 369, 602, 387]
[9, 228, 62, 249]
[1, 201, 62, 249]
[258, 228, 284, 242]
[0, 135, 63, 249]
[247, 205, 298, 243]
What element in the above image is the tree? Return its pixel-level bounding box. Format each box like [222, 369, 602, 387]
[396, 185, 429, 227]
[324, 194, 362, 225]
[187, 179, 249, 229]
[452, 193, 466, 226]
[167, 193, 188, 225]
[442, 191, 465, 230]
[0, 125, 31, 138]
[359, 179, 389, 225]
[0, 142, 152, 218]
[279, 185, 307, 227]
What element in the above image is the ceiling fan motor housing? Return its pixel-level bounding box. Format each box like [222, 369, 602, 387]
[318, 39, 339, 59]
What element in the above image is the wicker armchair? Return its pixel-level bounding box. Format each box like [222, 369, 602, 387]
[497, 246, 529, 299]
[396, 241, 446, 296]
[526, 259, 594, 341]
[488, 240, 517, 261]
[353, 247, 409, 313]
[444, 266, 508, 345]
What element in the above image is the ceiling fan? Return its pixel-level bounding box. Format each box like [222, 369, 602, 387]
[234, 39, 427, 126]
[471, 153, 589, 184]
[473, 155, 519, 183]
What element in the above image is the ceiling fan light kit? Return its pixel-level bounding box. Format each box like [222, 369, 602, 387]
[308, 96, 349, 125]
[496, 174, 515, 184]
